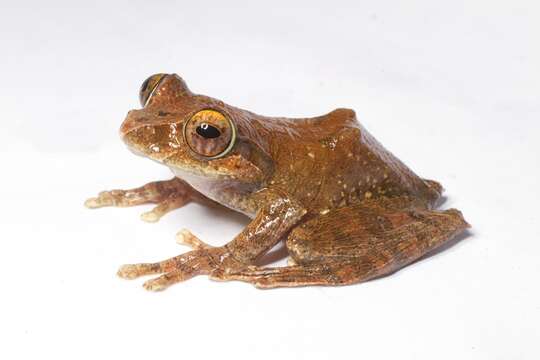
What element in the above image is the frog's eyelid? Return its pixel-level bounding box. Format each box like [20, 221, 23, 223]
[142, 74, 167, 107]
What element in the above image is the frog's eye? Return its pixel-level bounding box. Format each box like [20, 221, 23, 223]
[183, 109, 236, 159]
[139, 73, 166, 107]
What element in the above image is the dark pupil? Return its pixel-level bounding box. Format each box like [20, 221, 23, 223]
[196, 123, 221, 139]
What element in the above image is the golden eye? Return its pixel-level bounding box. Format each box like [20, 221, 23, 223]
[183, 109, 236, 158]
[139, 73, 166, 107]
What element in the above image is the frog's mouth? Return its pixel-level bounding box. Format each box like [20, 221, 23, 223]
[124, 141, 243, 180]
[124, 142, 175, 165]
[163, 154, 252, 181]
[122, 124, 266, 184]
[126, 145, 146, 159]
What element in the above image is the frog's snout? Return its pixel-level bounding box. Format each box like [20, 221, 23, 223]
[120, 111, 156, 149]
[120, 109, 184, 162]
[120, 110, 147, 137]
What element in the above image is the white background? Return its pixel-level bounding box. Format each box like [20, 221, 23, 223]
[1, 1, 539, 359]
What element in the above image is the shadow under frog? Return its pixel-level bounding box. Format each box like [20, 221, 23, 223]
[85, 73, 470, 290]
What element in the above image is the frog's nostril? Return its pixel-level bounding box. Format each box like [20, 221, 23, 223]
[120, 116, 144, 136]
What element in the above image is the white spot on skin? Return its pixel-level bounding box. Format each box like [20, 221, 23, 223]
[308, 152, 315, 159]
[364, 191, 372, 199]
[320, 209, 330, 215]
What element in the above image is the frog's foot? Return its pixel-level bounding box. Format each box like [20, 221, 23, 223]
[139, 194, 190, 223]
[175, 229, 214, 250]
[117, 246, 245, 291]
[84, 177, 194, 222]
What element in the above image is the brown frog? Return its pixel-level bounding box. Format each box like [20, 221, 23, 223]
[85, 73, 469, 290]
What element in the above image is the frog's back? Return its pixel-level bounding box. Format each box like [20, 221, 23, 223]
[263, 108, 441, 213]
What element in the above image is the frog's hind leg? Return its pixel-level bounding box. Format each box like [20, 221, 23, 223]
[220, 205, 469, 288]
[85, 177, 201, 222]
[423, 178, 445, 206]
[424, 179, 443, 195]
[214, 263, 354, 288]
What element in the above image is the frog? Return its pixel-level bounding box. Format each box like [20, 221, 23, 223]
[85, 73, 469, 291]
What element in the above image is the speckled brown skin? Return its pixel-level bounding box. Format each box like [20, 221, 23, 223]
[86, 74, 469, 290]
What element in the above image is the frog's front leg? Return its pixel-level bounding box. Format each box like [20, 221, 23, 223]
[117, 190, 307, 291]
[84, 177, 204, 222]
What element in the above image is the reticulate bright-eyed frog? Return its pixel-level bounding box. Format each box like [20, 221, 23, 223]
[85, 73, 469, 290]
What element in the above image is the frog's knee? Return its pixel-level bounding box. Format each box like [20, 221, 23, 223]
[286, 225, 315, 264]
[423, 178, 444, 204]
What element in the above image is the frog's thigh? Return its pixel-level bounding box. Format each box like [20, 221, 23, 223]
[227, 205, 468, 288]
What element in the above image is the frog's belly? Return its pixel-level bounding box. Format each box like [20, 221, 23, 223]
[169, 167, 257, 218]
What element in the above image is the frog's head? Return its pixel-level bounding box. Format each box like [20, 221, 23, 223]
[120, 74, 272, 184]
